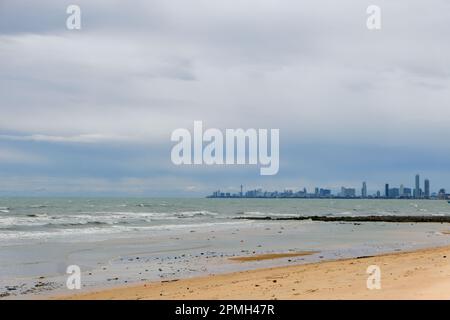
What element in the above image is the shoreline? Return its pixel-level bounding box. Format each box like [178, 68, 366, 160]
[58, 244, 450, 300]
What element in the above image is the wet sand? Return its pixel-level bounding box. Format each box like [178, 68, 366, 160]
[229, 251, 318, 262]
[60, 245, 450, 300]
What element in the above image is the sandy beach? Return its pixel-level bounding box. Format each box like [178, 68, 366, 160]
[61, 244, 450, 300]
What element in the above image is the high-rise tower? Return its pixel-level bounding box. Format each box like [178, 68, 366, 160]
[415, 174, 420, 198]
[424, 179, 430, 199]
[361, 182, 367, 198]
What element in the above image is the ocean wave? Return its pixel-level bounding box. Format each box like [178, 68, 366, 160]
[83, 210, 218, 218]
[28, 204, 48, 209]
[239, 211, 299, 218]
[26, 213, 49, 217]
[0, 214, 116, 228]
[79, 211, 179, 221]
[0, 226, 123, 241]
[129, 220, 251, 231]
[0, 210, 220, 229]
[174, 210, 218, 218]
[329, 211, 353, 216]
[0, 220, 253, 241]
[136, 202, 172, 208]
[0, 220, 113, 231]
[47, 221, 111, 227]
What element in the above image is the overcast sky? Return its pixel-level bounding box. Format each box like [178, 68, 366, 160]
[1, 0, 450, 196]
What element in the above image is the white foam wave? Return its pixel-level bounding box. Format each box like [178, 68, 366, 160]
[241, 211, 299, 218]
[0, 210, 220, 229]
[0, 220, 252, 241]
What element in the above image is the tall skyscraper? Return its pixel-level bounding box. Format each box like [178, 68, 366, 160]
[424, 179, 430, 198]
[415, 174, 420, 199]
[240, 184, 243, 197]
[385, 183, 389, 198]
[400, 184, 404, 197]
[361, 182, 367, 198]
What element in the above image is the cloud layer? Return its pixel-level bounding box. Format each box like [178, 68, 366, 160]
[1, 0, 450, 195]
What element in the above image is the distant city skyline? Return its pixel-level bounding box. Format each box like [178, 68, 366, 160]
[208, 173, 450, 200]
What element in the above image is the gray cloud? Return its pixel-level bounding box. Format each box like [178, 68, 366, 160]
[1, 0, 450, 194]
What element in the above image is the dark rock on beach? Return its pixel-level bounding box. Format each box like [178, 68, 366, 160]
[234, 215, 450, 223]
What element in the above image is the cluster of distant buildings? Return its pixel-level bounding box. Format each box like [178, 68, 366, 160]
[207, 174, 450, 200]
